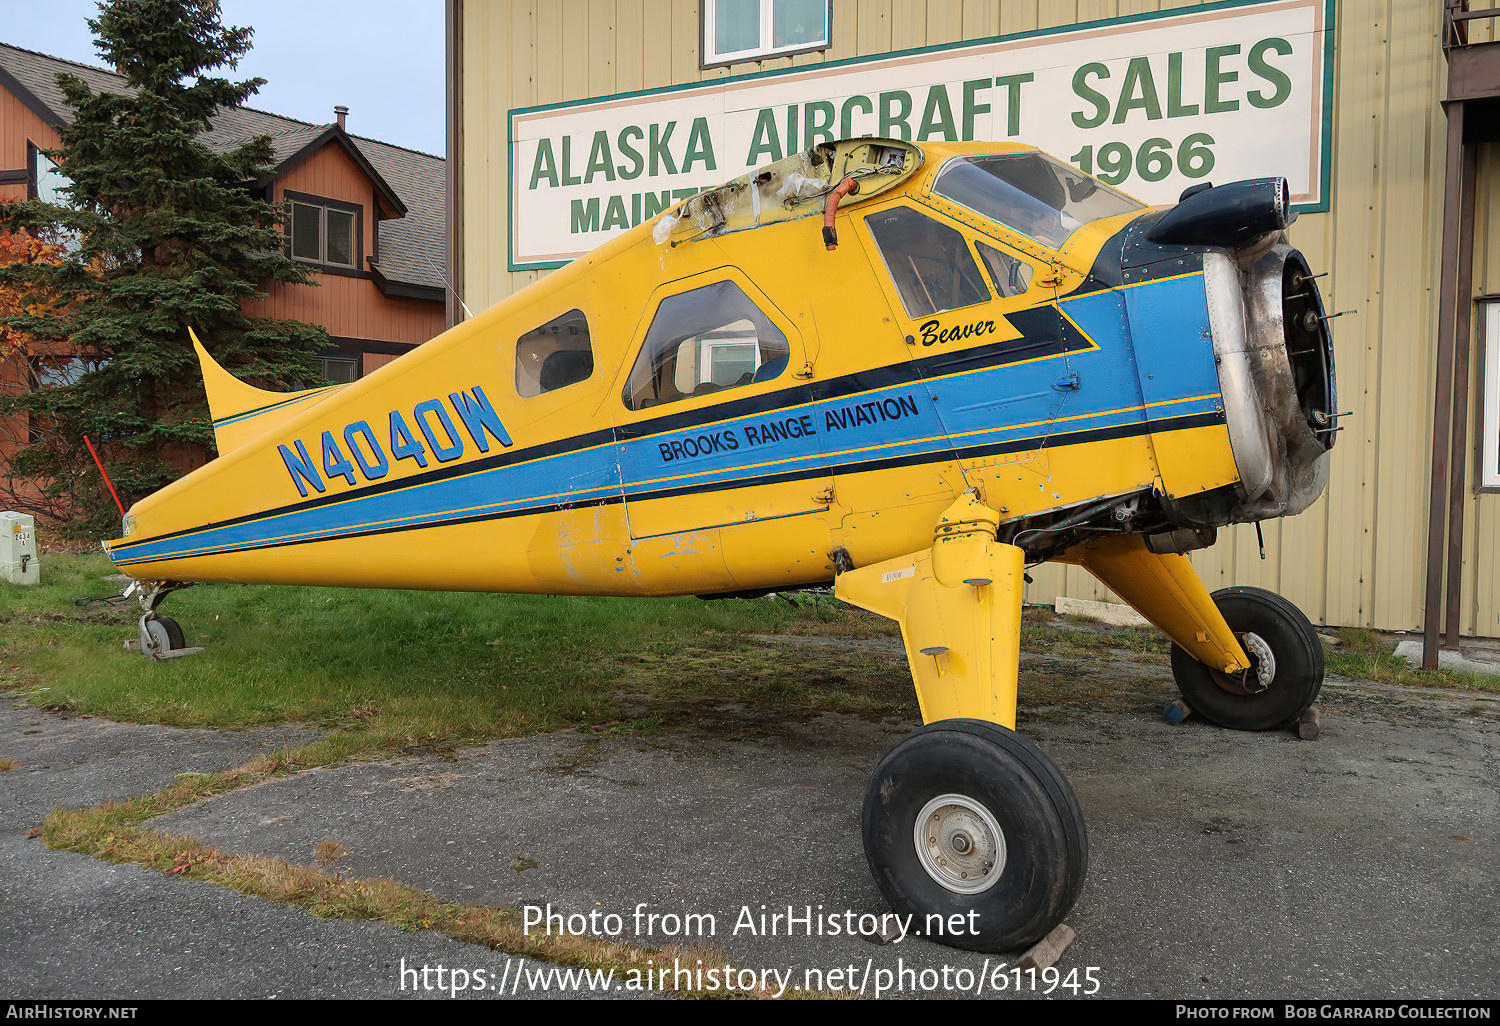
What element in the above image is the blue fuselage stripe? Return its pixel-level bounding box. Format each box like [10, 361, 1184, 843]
[114, 275, 1222, 566]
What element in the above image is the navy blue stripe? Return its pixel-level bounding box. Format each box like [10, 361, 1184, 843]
[112, 412, 1223, 565]
[114, 327, 1094, 554]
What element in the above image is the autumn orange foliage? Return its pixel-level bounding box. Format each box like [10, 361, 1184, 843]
[0, 224, 74, 519]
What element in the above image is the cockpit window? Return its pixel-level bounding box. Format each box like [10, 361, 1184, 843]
[932, 153, 1143, 249]
[864, 206, 990, 319]
[975, 242, 1033, 299]
[623, 281, 790, 411]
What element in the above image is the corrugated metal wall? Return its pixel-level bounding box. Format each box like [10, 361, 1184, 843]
[459, 0, 1499, 636]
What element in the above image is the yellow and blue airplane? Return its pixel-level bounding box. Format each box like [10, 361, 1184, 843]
[104, 139, 1337, 953]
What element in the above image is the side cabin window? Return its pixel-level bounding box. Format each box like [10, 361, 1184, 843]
[864, 206, 990, 319]
[516, 309, 594, 397]
[623, 281, 790, 412]
[975, 241, 1034, 299]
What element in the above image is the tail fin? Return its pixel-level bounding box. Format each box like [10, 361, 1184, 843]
[191, 328, 344, 454]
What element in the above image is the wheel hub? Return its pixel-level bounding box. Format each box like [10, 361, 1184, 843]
[1242, 631, 1277, 692]
[913, 794, 1006, 894]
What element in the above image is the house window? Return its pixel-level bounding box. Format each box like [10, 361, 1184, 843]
[320, 356, 360, 383]
[702, 0, 830, 66]
[516, 309, 594, 398]
[623, 281, 790, 411]
[32, 149, 70, 207]
[28, 356, 94, 389]
[864, 206, 991, 319]
[289, 199, 358, 269]
[28, 145, 82, 252]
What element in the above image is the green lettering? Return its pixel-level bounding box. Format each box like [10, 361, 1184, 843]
[916, 85, 957, 141]
[804, 100, 836, 146]
[994, 73, 1033, 136]
[784, 105, 799, 153]
[1071, 64, 1110, 129]
[879, 90, 913, 140]
[617, 125, 644, 180]
[529, 139, 559, 189]
[649, 122, 678, 175]
[961, 79, 990, 138]
[602, 195, 630, 230]
[1248, 37, 1293, 109]
[683, 117, 716, 172]
[1112, 57, 1163, 124]
[1167, 52, 1199, 117]
[559, 136, 582, 186]
[746, 108, 782, 164]
[570, 197, 600, 233]
[642, 190, 674, 219]
[841, 94, 874, 137]
[585, 131, 615, 184]
[1205, 44, 1241, 114]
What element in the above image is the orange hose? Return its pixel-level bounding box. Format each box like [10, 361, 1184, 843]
[821, 176, 860, 250]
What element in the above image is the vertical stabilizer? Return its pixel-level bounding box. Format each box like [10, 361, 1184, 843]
[190, 328, 344, 453]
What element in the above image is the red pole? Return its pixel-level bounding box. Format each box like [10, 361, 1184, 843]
[83, 435, 126, 516]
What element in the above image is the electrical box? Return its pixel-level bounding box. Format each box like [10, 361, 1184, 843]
[1, 512, 40, 586]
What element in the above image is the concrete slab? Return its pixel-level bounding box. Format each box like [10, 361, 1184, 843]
[148, 664, 1500, 1000]
[1054, 596, 1152, 629]
[0, 698, 613, 999]
[1393, 639, 1500, 675]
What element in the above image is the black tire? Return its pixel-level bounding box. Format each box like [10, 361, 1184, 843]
[861, 719, 1087, 952]
[1169, 586, 1322, 730]
[152, 616, 186, 651]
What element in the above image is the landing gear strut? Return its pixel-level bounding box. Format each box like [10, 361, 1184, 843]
[836, 493, 1314, 951]
[837, 493, 1087, 951]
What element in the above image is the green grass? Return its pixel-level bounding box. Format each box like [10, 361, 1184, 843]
[0, 555, 909, 744]
[1324, 627, 1500, 694]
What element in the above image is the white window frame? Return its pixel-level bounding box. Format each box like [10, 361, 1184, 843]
[1479, 299, 1500, 492]
[697, 333, 762, 385]
[702, 0, 831, 67]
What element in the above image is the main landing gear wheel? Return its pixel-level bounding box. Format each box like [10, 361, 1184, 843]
[861, 719, 1087, 952]
[1170, 586, 1323, 731]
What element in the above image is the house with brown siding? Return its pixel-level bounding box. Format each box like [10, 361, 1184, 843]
[0, 42, 446, 483]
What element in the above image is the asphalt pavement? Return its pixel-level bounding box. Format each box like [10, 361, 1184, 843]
[3, 647, 1497, 1000]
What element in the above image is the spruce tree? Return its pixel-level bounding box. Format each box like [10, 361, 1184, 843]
[0, 0, 327, 534]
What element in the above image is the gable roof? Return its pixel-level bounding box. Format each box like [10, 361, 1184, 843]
[0, 41, 445, 296]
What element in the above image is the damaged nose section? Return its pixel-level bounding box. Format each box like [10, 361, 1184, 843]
[1147, 175, 1338, 520]
[1203, 240, 1338, 520]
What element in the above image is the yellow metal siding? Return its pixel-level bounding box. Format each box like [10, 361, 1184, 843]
[460, 0, 1498, 635]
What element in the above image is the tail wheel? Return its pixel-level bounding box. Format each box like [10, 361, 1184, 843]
[144, 616, 185, 653]
[1170, 586, 1322, 730]
[861, 719, 1087, 952]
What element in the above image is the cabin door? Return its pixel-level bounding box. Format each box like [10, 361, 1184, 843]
[614, 270, 835, 582]
[852, 203, 1072, 498]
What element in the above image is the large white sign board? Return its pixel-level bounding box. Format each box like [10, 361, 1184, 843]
[507, 0, 1332, 269]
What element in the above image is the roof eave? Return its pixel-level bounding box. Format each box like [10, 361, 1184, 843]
[0, 63, 65, 128]
[369, 261, 444, 303]
[257, 125, 408, 219]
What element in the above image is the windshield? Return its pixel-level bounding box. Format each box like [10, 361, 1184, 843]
[931, 153, 1143, 248]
